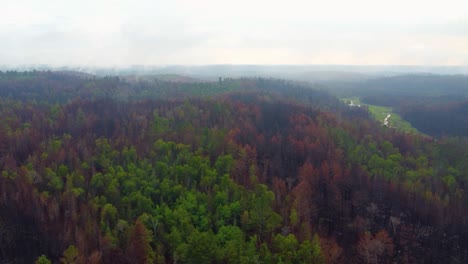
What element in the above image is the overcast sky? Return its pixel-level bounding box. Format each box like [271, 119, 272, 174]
[2, 0, 468, 66]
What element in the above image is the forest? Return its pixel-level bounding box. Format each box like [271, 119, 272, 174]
[0, 71, 467, 263]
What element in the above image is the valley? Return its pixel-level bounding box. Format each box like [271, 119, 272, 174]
[342, 97, 420, 134]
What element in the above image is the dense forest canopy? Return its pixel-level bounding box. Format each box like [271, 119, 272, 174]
[0, 71, 467, 263]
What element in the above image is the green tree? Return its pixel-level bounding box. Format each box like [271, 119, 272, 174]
[60, 245, 83, 264]
[290, 208, 299, 231]
[35, 255, 52, 264]
[272, 233, 299, 263]
[249, 184, 280, 239]
[217, 226, 245, 263]
[101, 203, 118, 231]
[187, 230, 218, 264]
[309, 234, 325, 264]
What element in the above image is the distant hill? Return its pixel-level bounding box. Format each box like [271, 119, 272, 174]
[124, 74, 207, 83]
[290, 70, 371, 82]
[6, 64, 468, 80]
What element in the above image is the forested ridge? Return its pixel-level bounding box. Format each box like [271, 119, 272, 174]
[0, 71, 467, 263]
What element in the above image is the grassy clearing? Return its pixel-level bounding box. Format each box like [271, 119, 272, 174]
[367, 105, 419, 133]
[342, 97, 420, 134]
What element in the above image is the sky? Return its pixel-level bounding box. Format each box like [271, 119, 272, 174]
[1, 0, 468, 66]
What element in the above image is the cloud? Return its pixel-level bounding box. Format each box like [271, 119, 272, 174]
[1, 0, 467, 66]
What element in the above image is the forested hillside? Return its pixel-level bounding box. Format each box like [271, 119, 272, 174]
[0, 71, 467, 263]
